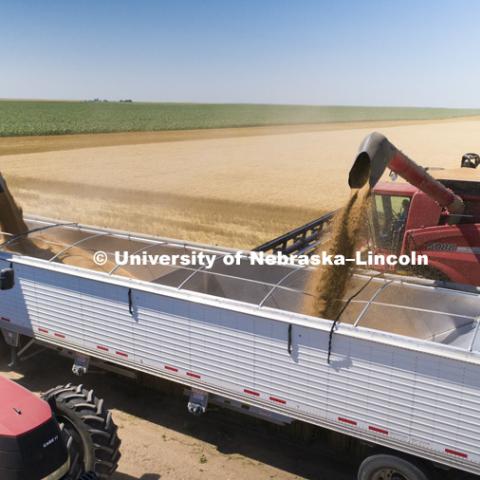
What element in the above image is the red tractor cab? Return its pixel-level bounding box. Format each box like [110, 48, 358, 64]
[0, 377, 69, 480]
[0, 375, 119, 480]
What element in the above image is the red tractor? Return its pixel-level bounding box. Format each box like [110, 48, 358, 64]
[0, 376, 120, 480]
[0, 169, 118, 480]
[349, 132, 480, 286]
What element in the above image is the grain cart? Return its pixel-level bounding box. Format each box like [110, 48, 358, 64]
[0, 135, 480, 479]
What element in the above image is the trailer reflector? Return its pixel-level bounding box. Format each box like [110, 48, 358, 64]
[338, 417, 357, 426]
[244, 389, 260, 396]
[116, 351, 128, 358]
[97, 345, 109, 351]
[164, 365, 178, 372]
[38, 327, 48, 333]
[54, 333, 65, 339]
[269, 396, 286, 404]
[445, 448, 468, 459]
[186, 372, 201, 379]
[1, 316, 10, 322]
[369, 426, 388, 435]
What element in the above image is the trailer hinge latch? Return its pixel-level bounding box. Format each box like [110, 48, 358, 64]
[128, 288, 134, 315]
[287, 324, 293, 354]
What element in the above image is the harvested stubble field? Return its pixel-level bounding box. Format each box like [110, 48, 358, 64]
[1, 116, 480, 249]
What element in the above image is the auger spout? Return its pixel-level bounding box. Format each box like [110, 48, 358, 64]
[348, 132, 464, 214]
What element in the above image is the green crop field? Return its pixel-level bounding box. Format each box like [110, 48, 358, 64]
[1, 99, 480, 136]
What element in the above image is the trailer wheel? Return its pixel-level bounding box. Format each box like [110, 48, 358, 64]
[358, 454, 429, 480]
[42, 384, 120, 479]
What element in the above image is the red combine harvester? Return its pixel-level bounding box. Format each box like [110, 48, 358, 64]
[258, 132, 480, 286]
[349, 132, 480, 285]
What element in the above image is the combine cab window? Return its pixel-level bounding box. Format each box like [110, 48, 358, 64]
[370, 194, 411, 253]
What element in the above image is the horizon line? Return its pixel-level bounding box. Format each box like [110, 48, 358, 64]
[1, 97, 480, 110]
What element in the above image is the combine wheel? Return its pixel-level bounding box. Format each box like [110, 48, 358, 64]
[358, 454, 430, 480]
[42, 384, 120, 479]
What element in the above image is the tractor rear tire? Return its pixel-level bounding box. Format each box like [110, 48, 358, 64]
[42, 384, 120, 479]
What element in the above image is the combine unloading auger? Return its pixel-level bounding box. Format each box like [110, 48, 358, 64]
[348, 132, 465, 214]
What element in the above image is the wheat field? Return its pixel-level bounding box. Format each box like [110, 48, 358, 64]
[1, 117, 480, 249]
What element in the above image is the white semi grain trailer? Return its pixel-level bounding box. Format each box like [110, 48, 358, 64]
[1, 216, 479, 480]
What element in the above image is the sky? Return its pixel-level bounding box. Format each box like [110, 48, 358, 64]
[1, 0, 479, 107]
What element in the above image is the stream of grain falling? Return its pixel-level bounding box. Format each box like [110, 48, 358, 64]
[0, 173, 131, 275]
[307, 184, 371, 319]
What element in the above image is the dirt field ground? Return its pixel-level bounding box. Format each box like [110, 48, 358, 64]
[0, 347, 355, 480]
[1, 116, 480, 248]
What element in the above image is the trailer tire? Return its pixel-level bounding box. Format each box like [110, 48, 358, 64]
[358, 454, 429, 480]
[42, 384, 120, 479]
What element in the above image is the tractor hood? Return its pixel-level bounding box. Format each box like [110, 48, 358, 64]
[0, 376, 52, 437]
